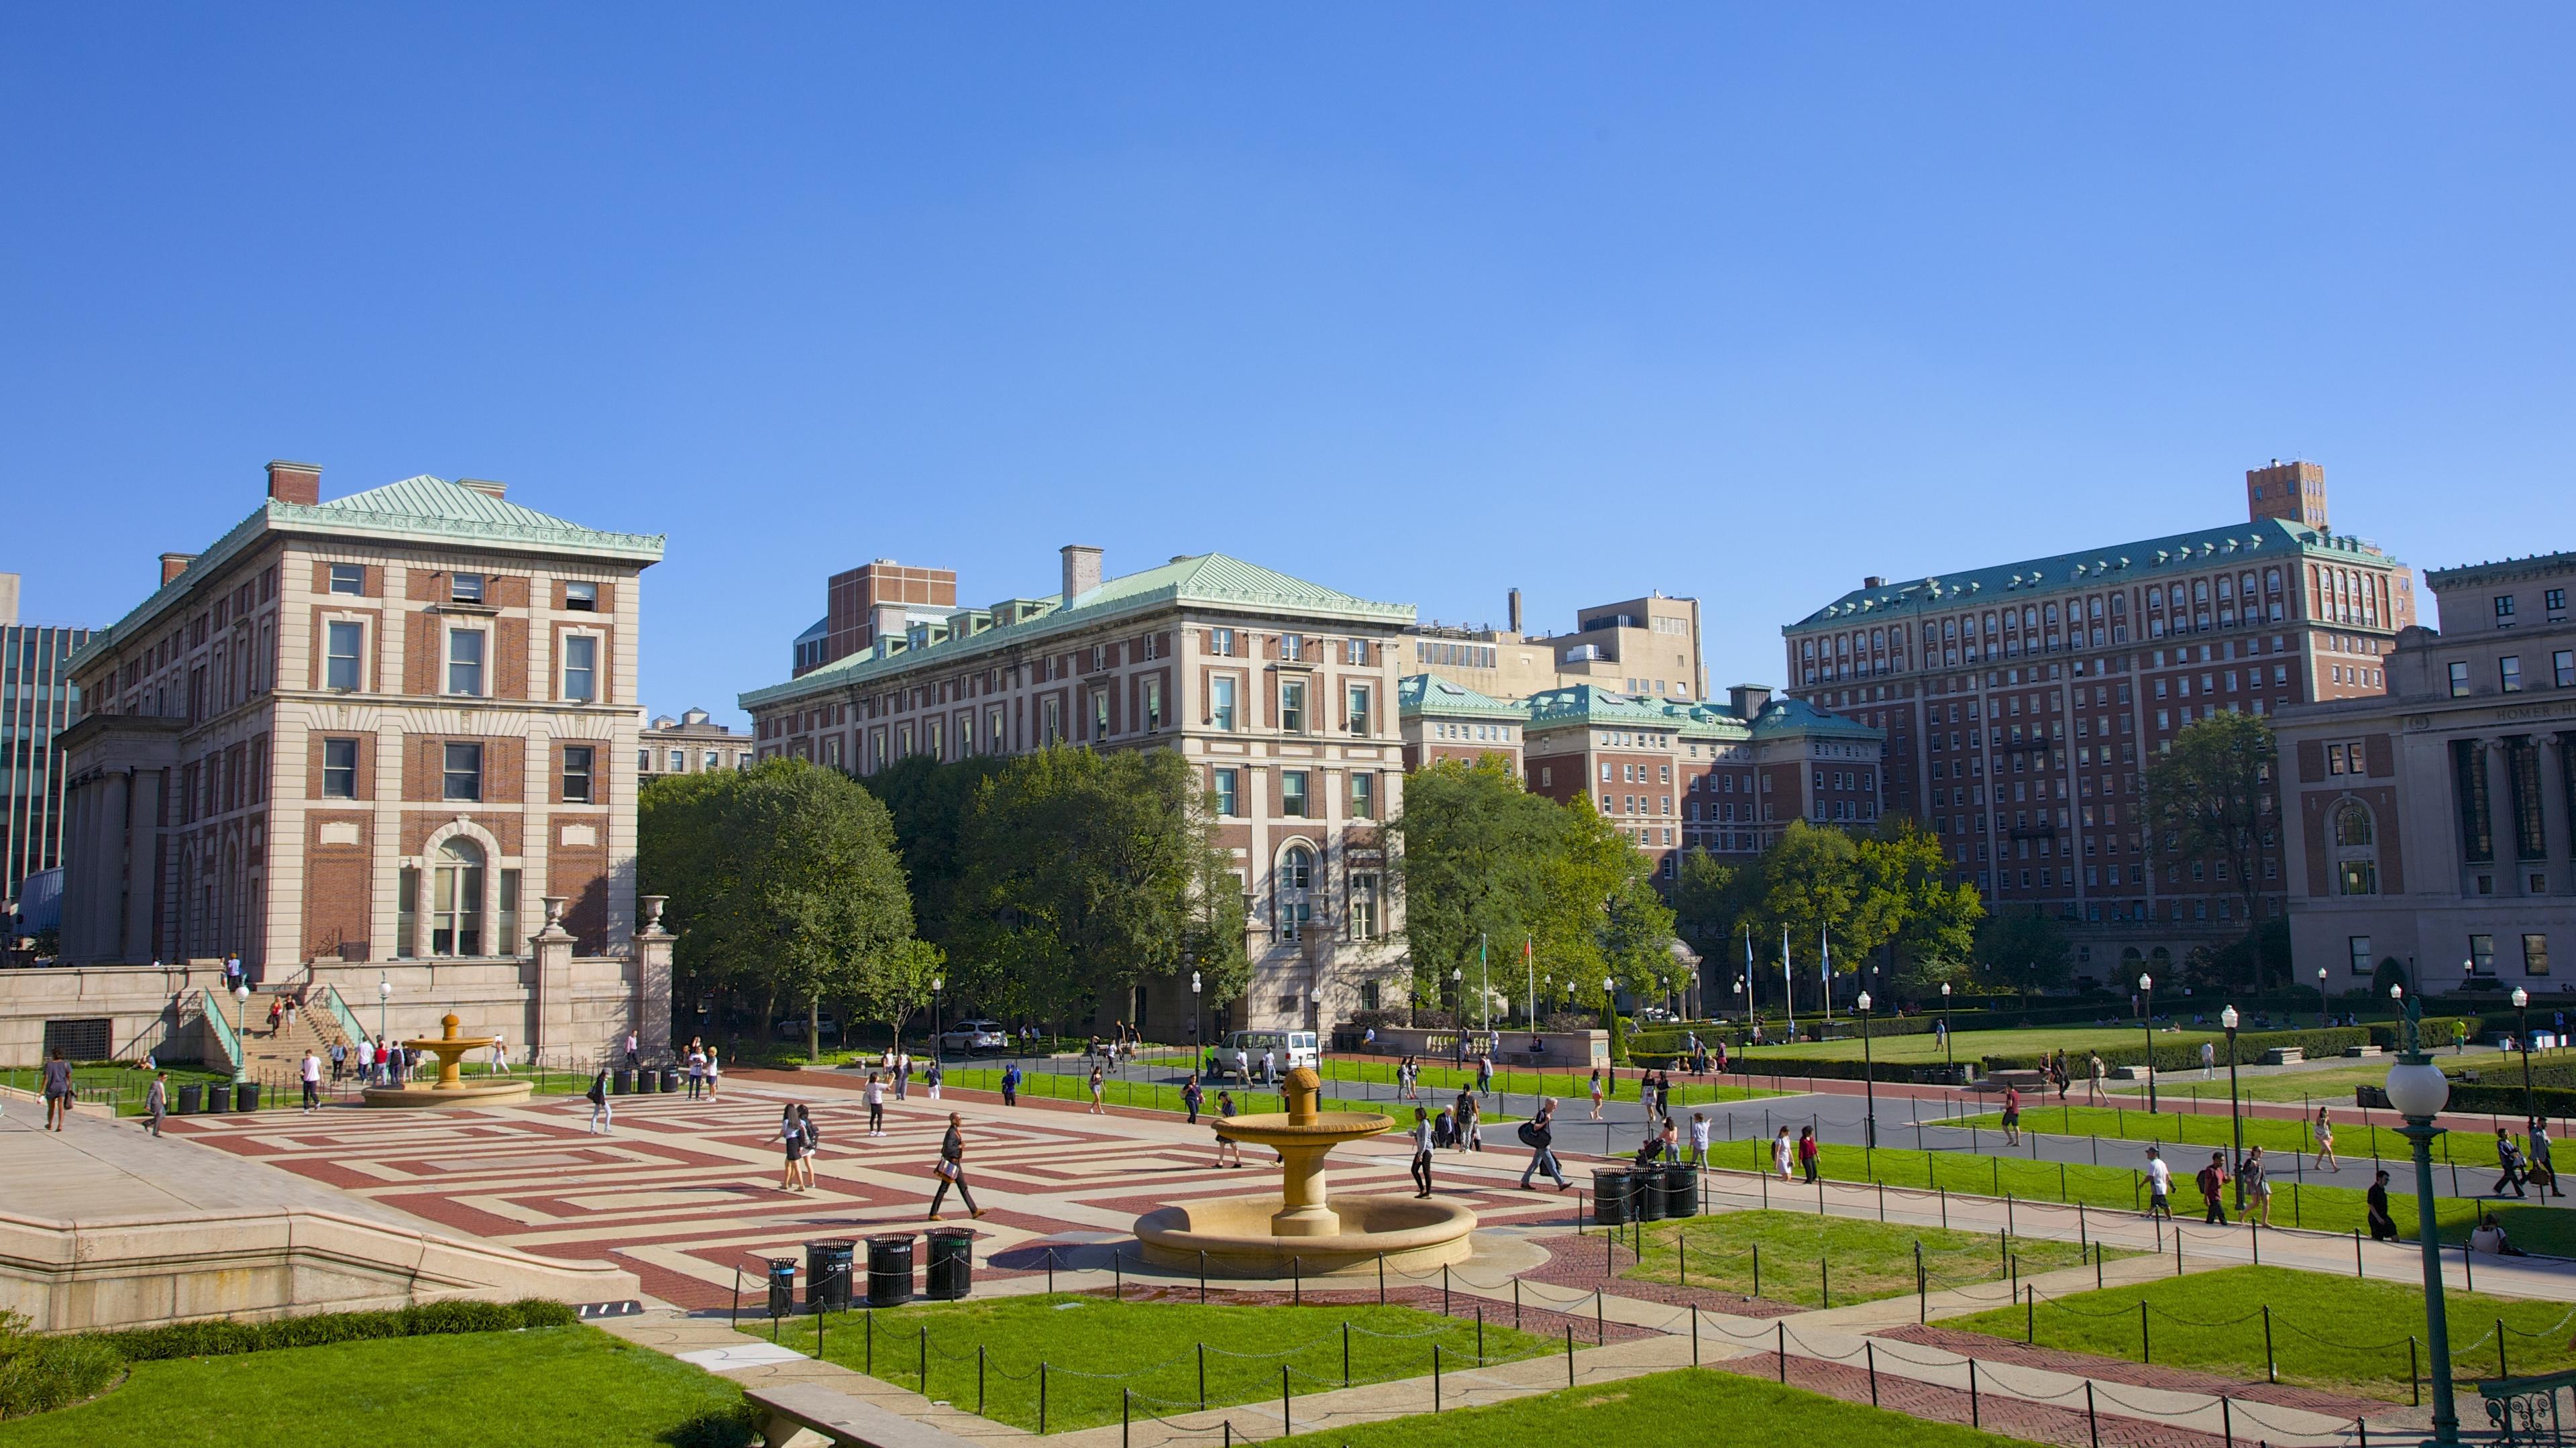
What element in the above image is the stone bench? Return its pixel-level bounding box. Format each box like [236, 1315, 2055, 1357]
[2343, 1044, 2384, 1058]
[1982, 1068, 2047, 1092]
[2260, 1046, 2305, 1066]
[747, 1383, 979, 1448]
[2111, 1064, 2156, 1081]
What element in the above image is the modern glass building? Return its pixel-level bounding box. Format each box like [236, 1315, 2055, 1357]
[0, 574, 91, 917]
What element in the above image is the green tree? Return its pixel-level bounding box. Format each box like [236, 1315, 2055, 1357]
[1387, 759, 1546, 1008]
[2142, 711, 2277, 937]
[1974, 906, 2072, 995]
[852, 938, 946, 1052]
[1856, 820, 1983, 990]
[867, 753, 1010, 952]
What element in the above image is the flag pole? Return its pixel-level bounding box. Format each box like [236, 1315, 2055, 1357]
[1822, 923, 1834, 1025]
[1781, 924, 1796, 1040]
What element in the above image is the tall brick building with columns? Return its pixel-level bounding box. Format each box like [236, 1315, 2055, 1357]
[48, 462, 668, 1065]
[1781, 461, 2416, 982]
[745, 545, 1414, 1036]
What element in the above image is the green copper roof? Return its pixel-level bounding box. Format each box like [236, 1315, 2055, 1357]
[741, 553, 1414, 710]
[69, 476, 664, 675]
[1517, 683, 1879, 746]
[1397, 673, 1526, 721]
[1784, 516, 2403, 633]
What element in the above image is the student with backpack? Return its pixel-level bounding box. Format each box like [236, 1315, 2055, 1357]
[796, 1105, 820, 1189]
[585, 1068, 612, 1134]
[2196, 1152, 2230, 1223]
[1002, 1060, 1022, 1107]
[1518, 1099, 1570, 1191]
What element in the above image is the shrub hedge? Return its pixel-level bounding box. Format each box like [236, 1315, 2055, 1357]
[0, 1315, 119, 1420]
[96, 1298, 576, 1364]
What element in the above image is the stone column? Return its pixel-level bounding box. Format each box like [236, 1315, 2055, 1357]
[529, 895, 576, 1068]
[634, 894, 674, 1058]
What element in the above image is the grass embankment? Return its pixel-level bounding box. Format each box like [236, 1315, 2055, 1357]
[0, 1325, 754, 1447]
[1706, 1133, 2576, 1256]
[1621, 1209, 2116, 1307]
[1273, 1366, 2050, 1448]
[1949, 1103, 2516, 1169]
[1943, 1264, 2576, 1402]
[777, 1296, 1546, 1434]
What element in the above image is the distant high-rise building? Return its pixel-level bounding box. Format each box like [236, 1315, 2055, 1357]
[0, 574, 92, 915]
[1405, 589, 1705, 702]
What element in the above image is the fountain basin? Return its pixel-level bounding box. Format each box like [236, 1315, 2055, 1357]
[360, 1011, 535, 1109]
[1135, 1194, 1475, 1276]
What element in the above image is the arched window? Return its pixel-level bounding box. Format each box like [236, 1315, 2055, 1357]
[432, 837, 486, 956]
[1277, 846, 1313, 942]
[2334, 803, 2375, 847]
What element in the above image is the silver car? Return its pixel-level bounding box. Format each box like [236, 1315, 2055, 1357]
[940, 1018, 1008, 1054]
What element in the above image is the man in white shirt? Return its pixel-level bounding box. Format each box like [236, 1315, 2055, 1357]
[865, 1073, 887, 1136]
[2145, 1146, 2173, 1221]
[299, 1050, 323, 1113]
[354, 1036, 374, 1084]
[1688, 1111, 1712, 1166]
[491, 1032, 509, 1074]
[1234, 1048, 1250, 1082]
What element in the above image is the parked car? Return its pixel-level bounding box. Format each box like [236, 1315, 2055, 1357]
[939, 1019, 1008, 1054]
[772, 1013, 843, 1042]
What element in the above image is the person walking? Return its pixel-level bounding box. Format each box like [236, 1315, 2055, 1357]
[865, 1072, 887, 1137]
[2001, 1085, 2023, 1146]
[1002, 1060, 1022, 1107]
[1797, 1125, 1821, 1184]
[1587, 1068, 1605, 1121]
[2086, 1052, 2105, 1105]
[706, 1046, 722, 1099]
[796, 1105, 820, 1189]
[1087, 1064, 1106, 1115]
[1517, 1098, 1570, 1190]
[1235, 1046, 1251, 1084]
[145, 1071, 168, 1137]
[299, 1050, 323, 1113]
[2200, 1040, 2216, 1080]
[490, 1031, 508, 1075]
[328, 1040, 347, 1084]
[2314, 1107, 2339, 1172]
[40, 1048, 74, 1131]
[1262, 1048, 1277, 1084]
[1409, 1106, 1436, 1198]
[1214, 1091, 1244, 1167]
[2532, 1121, 2564, 1198]
[1772, 1125, 1796, 1180]
[686, 1045, 708, 1101]
[777, 1105, 807, 1191]
[895, 1050, 911, 1101]
[924, 1057, 943, 1102]
[927, 1112, 985, 1220]
[1182, 1072, 1203, 1124]
[624, 1031, 640, 1070]
[2196, 1151, 2230, 1223]
[585, 1067, 612, 1134]
[2495, 1126, 2530, 1199]
[354, 1034, 374, 1086]
[2145, 1146, 2173, 1222]
[2366, 1169, 2400, 1241]
[1688, 1111, 1711, 1167]
[1475, 1054, 1494, 1095]
[2243, 1146, 2273, 1227]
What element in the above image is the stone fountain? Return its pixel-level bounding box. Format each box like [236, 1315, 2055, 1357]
[1134, 1066, 1476, 1276]
[361, 1011, 533, 1109]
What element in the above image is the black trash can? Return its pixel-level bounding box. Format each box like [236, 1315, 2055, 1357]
[765, 1258, 798, 1318]
[865, 1234, 916, 1308]
[233, 1082, 261, 1113]
[1660, 1162, 1700, 1219]
[1631, 1166, 1666, 1222]
[612, 1068, 633, 1096]
[176, 1082, 203, 1115]
[1591, 1168, 1631, 1226]
[924, 1228, 974, 1301]
[660, 1066, 680, 1094]
[806, 1240, 855, 1313]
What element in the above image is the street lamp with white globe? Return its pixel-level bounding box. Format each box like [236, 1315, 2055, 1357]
[2514, 986, 2536, 1130]
[2385, 985, 2461, 1445]
[2317, 965, 2332, 1029]
[2138, 972, 2158, 1112]
[231, 982, 252, 1085]
[1939, 980, 1954, 1070]
[1856, 989, 1877, 1152]
[2221, 1004, 2243, 1209]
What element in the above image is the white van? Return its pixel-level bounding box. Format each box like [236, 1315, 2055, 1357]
[1216, 1029, 1320, 1080]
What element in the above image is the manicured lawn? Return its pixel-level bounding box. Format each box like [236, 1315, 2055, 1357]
[777, 1295, 1547, 1434]
[1273, 1366, 2049, 1448]
[0, 1325, 754, 1447]
[1948, 1102, 2517, 1170]
[1318, 1057, 1782, 1107]
[932, 1068, 1460, 1126]
[1942, 1264, 2576, 1402]
[1621, 1209, 2114, 1307]
[1741, 1025, 2226, 1066]
[2093, 1048, 2542, 1105]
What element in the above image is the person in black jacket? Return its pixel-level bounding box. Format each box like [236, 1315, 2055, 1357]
[927, 1112, 985, 1221]
[1518, 1098, 1570, 1191]
[2365, 1169, 2399, 1241]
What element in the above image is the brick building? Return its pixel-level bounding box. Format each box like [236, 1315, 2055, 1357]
[2279, 550, 2576, 994]
[639, 706, 754, 781]
[55, 463, 665, 1016]
[743, 545, 1413, 1036]
[1781, 461, 2416, 981]
[1405, 590, 1705, 702]
[1397, 674, 1526, 772]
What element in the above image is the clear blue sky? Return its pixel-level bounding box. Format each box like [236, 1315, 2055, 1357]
[7, 9, 2570, 722]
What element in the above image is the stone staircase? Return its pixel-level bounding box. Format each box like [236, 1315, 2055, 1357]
[231, 991, 352, 1079]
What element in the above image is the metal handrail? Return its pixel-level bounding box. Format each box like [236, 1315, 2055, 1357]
[199, 989, 243, 1075]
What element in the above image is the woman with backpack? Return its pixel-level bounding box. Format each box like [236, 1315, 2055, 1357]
[1517, 1099, 1569, 1190]
[796, 1105, 820, 1189]
[777, 1105, 807, 1191]
[585, 1068, 612, 1135]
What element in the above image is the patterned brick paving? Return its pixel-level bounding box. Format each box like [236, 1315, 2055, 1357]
[1875, 1323, 2389, 1419]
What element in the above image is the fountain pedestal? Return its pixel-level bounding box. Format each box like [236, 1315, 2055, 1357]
[361, 1012, 534, 1109]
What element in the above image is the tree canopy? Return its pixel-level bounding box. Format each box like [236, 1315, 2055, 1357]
[1673, 818, 1982, 1006]
[2141, 710, 2277, 935]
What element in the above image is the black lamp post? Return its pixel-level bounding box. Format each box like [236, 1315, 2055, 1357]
[1857, 990, 1878, 1152]
[2139, 972, 2159, 1113]
[930, 975, 944, 1059]
[1191, 970, 1202, 1050]
[2222, 1004, 2243, 1209]
[2317, 965, 2332, 1029]
[2515, 985, 2537, 1131]
[1939, 980, 1953, 1071]
[2385, 986, 2461, 1445]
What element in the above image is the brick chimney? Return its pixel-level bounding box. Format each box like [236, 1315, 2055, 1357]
[1507, 588, 1523, 634]
[1061, 545, 1103, 602]
[160, 552, 197, 586]
[265, 459, 321, 506]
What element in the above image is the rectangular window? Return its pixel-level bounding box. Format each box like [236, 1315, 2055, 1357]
[2559, 651, 2575, 688]
[2498, 594, 2518, 620]
[1042, 696, 1062, 744]
[2551, 589, 2568, 615]
[564, 581, 597, 612]
[1213, 767, 1240, 817]
[1210, 627, 1234, 656]
[2451, 661, 2471, 698]
[2455, 737, 2496, 864]
[328, 563, 364, 596]
[1211, 676, 1238, 732]
[1349, 873, 1380, 940]
[2503, 656, 2524, 693]
[1144, 677, 1164, 730]
[1281, 634, 1303, 662]
[1346, 683, 1371, 735]
[2526, 934, 2552, 977]
[1279, 679, 1306, 733]
[1091, 688, 1110, 739]
[322, 738, 358, 798]
[446, 629, 486, 696]
[1282, 769, 1310, 817]
[450, 573, 484, 604]
[562, 744, 594, 803]
[497, 870, 520, 956]
[325, 620, 363, 691]
[442, 741, 483, 801]
[1350, 771, 1375, 820]
[396, 867, 417, 958]
[2471, 934, 2496, 974]
[562, 634, 597, 703]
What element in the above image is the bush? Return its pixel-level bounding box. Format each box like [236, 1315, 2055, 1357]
[99, 1298, 575, 1364]
[2444, 1082, 2576, 1118]
[0, 1314, 119, 1420]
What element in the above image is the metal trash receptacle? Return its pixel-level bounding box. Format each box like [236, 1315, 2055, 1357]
[1631, 1164, 1666, 1221]
[806, 1240, 855, 1313]
[612, 1068, 633, 1095]
[865, 1234, 916, 1308]
[176, 1083, 203, 1115]
[1660, 1162, 1700, 1219]
[765, 1258, 798, 1317]
[1591, 1169, 1631, 1226]
[659, 1066, 679, 1093]
[924, 1229, 974, 1300]
[233, 1082, 260, 1113]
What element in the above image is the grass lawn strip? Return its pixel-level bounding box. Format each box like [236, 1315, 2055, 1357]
[1949, 1101, 2512, 1170]
[0, 1325, 753, 1448]
[1621, 1209, 2111, 1308]
[1739, 1024, 2234, 1066]
[928, 1067, 1482, 1125]
[775, 1295, 1547, 1434]
[1314, 1057, 1782, 1107]
[1270, 1364, 2049, 1448]
[1939, 1264, 2576, 1404]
